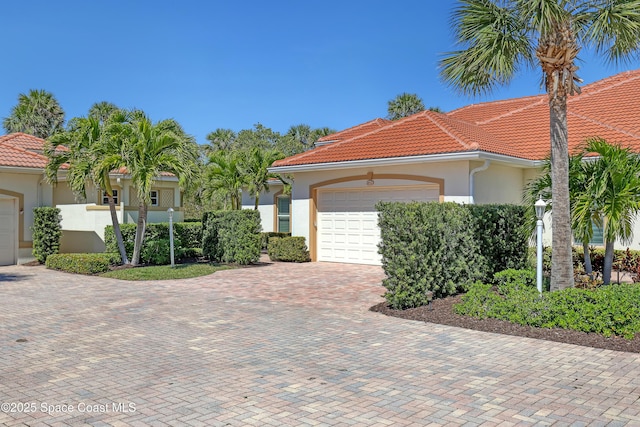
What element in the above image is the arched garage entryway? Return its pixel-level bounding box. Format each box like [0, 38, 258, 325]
[310, 174, 444, 265]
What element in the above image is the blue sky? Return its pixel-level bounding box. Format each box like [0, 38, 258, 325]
[1, 0, 637, 145]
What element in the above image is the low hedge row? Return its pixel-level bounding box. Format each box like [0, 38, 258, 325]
[261, 232, 291, 250]
[455, 269, 640, 339]
[46, 253, 121, 275]
[268, 237, 310, 262]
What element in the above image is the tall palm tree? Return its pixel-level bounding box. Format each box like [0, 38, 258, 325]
[205, 128, 237, 153]
[205, 151, 245, 210]
[114, 112, 198, 265]
[88, 101, 119, 124]
[440, 0, 640, 291]
[241, 147, 285, 209]
[44, 116, 129, 264]
[3, 89, 65, 138]
[387, 93, 425, 120]
[574, 138, 640, 285]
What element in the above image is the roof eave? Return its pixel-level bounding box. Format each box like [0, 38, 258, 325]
[269, 151, 542, 173]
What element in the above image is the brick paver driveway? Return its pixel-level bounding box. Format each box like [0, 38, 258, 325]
[2, 262, 640, 426]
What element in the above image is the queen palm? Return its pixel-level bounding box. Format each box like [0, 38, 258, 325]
[440, 0, 640, 290]
[44, 115, 129, 264]
[114, 112, 198, 265]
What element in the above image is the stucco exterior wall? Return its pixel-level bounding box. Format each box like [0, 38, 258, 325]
[472, 162, 527, 204]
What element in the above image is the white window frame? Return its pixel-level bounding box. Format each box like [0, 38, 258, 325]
[150, 190, 159, 207]
[276, 195, 290, 233]
[103, 189, 118, 205]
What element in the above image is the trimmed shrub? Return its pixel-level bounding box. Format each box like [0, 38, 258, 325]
[202, 210, 261, 265]
[493, 269, 536, 294]
[105, 222, 201, 264]
[466, 204, 529, 276]
[46, 253, 121, 274]
[261, 232, 291, 250]
[32, 207, 62, 263]
[377, 201, 487, 309]
[268, 237, 310, 262]
[455, 282, 640, 339]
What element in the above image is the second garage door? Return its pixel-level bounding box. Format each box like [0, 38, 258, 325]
[0, 198, 17, 266]
[317, 185, 440, 265]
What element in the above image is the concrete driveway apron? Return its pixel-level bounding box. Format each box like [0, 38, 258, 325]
[1, 262, 640, 426]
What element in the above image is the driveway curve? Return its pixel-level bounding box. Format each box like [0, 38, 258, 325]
[1, 262, 640, 426]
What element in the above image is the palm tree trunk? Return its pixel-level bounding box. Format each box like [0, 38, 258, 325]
[549, 92, 575, 290]
[107, 195, 129, 264]
[582, 241, 592, 278]
[254, 194, 259, 210]
[132, 202, 147, 266]
[603, 240, 615, 285]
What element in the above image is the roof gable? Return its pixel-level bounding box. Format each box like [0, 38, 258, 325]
[0, 133, 67, 169]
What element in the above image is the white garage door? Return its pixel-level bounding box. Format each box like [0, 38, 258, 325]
[0, 199, 17, 266]
[317, 185, 440, 265]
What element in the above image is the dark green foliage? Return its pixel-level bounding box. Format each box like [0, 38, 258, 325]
[32, 207, 62, 263]
[46, 253, 121, 274]
[261, 232, 291, 250]
[202, 210, 261, 264]
[466, 204, 529, 276]
[268, 237, 310, 262]
[455, 281, 640, 340]
[104, 222, 201, 265]
[377, 202, 487, 309]
[493, 269, 536, 294]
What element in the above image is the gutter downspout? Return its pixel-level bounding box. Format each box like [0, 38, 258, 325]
[469, 160, 490, 204]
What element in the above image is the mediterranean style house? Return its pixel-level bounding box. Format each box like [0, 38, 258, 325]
[0, 133, 184, 265]
[242, 69, 640, 265]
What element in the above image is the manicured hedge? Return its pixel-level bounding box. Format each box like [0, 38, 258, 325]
[46, 253, 121, 275]
[32, 207, 62, 263]
[268, 237, 310, 262]
[377, 201, 487, 309]
[105, 222, 202, 265]
[261, 232, 291, 250]
[202, 210, 261, 264]
[466, 204, 529, 276]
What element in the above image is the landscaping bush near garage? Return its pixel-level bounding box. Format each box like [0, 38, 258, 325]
[377, 202, 488, 309]
[46, 253, 121, 274]
[202, 210, 261, 265]
[31, 207, 62, 263]
[455, 270, 640, 340]
[261, 232, 291, 251]
[268, 236, 310, 262]
[105, 222, 202, 265]
[466, 204, 529, 276]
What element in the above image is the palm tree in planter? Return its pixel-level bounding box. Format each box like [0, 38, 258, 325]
[114, 111, 198, 265]
[573, 138, 640, 285]
[45, 115, 130, 265]
[440, 0, 640, 290]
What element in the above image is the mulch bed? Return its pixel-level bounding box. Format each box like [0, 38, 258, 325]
[370, 295, 640, 353]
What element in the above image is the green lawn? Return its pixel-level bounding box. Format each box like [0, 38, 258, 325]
[101, 263, 230, 281]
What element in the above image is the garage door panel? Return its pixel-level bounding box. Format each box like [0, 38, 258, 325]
[0, 199, 17, 266]
[317, 185, 439, 265]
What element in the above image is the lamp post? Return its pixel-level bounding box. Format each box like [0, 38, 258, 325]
[535, 197, 547, 294]
[167, 207, 175, 268]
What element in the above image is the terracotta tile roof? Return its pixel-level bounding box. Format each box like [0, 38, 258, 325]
[273, 69, 640, 168]
[316, 118, 392, 143]
[0, 133, 68, 169]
